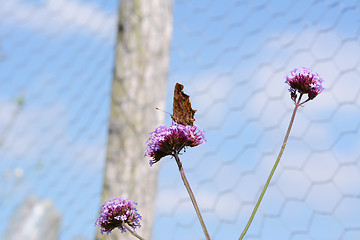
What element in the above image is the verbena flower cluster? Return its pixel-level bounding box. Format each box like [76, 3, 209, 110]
[285, 67, 324, 100]
[96, 198, 142, 234]
[145, 123, 206, 166]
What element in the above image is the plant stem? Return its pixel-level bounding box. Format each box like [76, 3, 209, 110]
[238, 99, 301, 240]
[123, 223, 146, 240]
[174, 152, 211, 240]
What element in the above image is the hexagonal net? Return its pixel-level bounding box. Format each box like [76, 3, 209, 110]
[153, 1, 360, 240]
[0, 1, 359, 240]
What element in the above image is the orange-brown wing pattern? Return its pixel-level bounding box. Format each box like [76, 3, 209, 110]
[171, 83, 196, 126]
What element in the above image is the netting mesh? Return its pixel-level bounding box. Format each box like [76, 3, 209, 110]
[154, 1, 360, 240]
[0, 1, 117, 239]
[1, 1, 360, 240]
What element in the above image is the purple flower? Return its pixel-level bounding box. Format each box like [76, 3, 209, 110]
[96, 198, 142, 234]
[145, 123, 206, 166]
[285, 67, 324, 100]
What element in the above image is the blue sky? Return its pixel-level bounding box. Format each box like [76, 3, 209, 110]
[1, 0, 360, 240]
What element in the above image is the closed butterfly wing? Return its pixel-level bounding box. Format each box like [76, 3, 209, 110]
[171, 83, 196, 126]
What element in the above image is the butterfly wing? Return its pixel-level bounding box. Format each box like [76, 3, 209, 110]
[171, 83, 196, 126]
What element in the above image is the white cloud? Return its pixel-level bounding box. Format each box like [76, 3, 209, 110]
[0, 99, 105, 167]
[0, 99, 19, 126]
[0, 0, 117, 41]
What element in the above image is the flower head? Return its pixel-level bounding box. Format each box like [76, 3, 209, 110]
[96, 198, 142, 234]
[285, 67, 324, 100]
[145, 123, 206, 166]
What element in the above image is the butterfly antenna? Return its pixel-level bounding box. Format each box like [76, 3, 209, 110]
[156, 107, 172, 116]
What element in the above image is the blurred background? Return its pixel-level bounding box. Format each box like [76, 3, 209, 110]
[1, 0, 360, 239]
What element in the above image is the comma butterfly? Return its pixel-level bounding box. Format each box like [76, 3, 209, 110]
[171, 83, 196, 126]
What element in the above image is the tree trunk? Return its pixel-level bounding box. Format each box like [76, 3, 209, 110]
[96, 0, 173, 239]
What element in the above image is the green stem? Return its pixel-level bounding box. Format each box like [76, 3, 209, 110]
[174, 152, 211, 240]
[238, 99, 301, 240]
[123, 223, 146, 240]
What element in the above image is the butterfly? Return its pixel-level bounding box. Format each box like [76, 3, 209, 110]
[171, 83, 196, 126]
